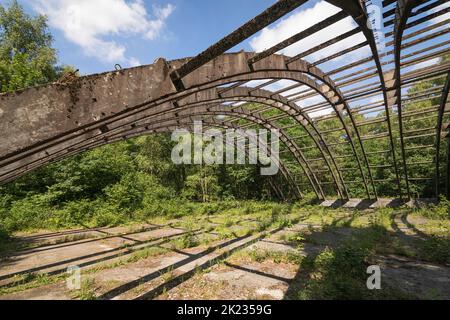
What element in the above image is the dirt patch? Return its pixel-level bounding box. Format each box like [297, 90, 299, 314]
[0, 282, 71, 300]
[374, 254, 450, 300]
[1, 214, 449, 300]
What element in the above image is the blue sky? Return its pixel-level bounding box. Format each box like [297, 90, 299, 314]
[2, 0, 449, 117]
[7, 0, 373, 76]
[0, 0, 400, 77]
[7, 0, 280, 75]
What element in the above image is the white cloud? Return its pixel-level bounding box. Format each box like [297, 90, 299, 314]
[128, 57, 142, 67]
[428, 1, 450, 24]
[265, 79, 297, 92]
[145, 4, 174, 40]
[297, 94, 331, 118]
[249, 1, 370, 63]
[33, 0, 174, 65]
[406, 57, 440, 73]
[309, 107, 333, 118]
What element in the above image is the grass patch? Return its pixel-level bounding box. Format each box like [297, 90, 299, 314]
[249, 249, 302, 265]
[279, 232, 306, 245]
[418, 236, 450, 265]
[1, 202, 448, 299]
[0, 273, 65, 296]
[291, 226, 411, 300]
[230, 247, 303, 265]
[214, 226, 235, 240]
[73, 278, 97, 300]
[170, 233, 200, 250]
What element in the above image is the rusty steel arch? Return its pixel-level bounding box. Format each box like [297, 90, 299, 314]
[169, 54, 378, 200]
[175, 87, 346, 198]
[179, 83, 351, 199]
[1, 106, 322, 200]
[4, 118, 302, 201]
[436, 72, 450, 196]
[388, 0, 450, 199]
[99, 107, 326, 199]
[0, 87, 341, 199]
[1, 0, 450, 202]
[330, 0, 403, 198]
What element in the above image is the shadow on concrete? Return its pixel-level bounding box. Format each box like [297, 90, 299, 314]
[98, 231, 279, 300]
[98, 217, 300, 300]
[0, 228, 202, 288]
[283, 213, 450, 300]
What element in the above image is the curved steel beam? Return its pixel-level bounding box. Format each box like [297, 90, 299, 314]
[327, 0, 400, 199]
[1, 0, 444, 201]
[0, 102, 324, 197]
[6, 119, 302, 200]
[148, 118, 304, 200]
[1, 54, 360, 200]
[1, 105, 313, 198]
[1, 80, 349, 198]
[435, 70, 450, 196]
[120, 107, 325, 199]
[178, 55, 375, 199]
[177, 86, 346, 198]
[0, 52, 395, 199]
[393, 0, 423, 199]
[0, 97, 324, 198]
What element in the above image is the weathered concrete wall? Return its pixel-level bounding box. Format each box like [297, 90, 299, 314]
[0, 52, 354, 186]
[0, 58, 176, 159]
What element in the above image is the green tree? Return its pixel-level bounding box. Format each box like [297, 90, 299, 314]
[182, 166, 220, 202]
[0, 0, 60, 92]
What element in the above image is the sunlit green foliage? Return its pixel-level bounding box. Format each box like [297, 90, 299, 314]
[0, 1, 449, 239]
[0, 1, 73, 92]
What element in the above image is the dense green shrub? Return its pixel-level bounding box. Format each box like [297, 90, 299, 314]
[51, 199, 101, 228]
[105, 174, 145, 212]
[297, 226, 390, 300]
[3, 194, 53, 231]
[90, 204, 126, 227]
[415, 197, 450, 220]
[0, 224, 8, 241]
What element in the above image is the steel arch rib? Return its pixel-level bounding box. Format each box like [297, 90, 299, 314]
[110, 106, 325, 200]
[0, 101, 325, 199]
[176, 71, 361, 199]
[183, 109, 325, 199]
[151, 117, 307, 199]
[392, 0, 423, 199]
[435, 70, 450, 196]
[289, 58, 375, 199]
[174, 55, 375, 199]
[189, 110, 324, 199]
[326, 0, 401, 199]
[178, 86, 346, 199]
[10, 123, 301, 200]
[1, 0, 444, 201]
[2, 120, 301, 199]
[100, 106, 326, 200]
[1, 80, 348, 199]
[2, 52, 381, 199]
[0, 98, 324, 201]
[4, 118, 304, 200]
[0, 102, 315, 199]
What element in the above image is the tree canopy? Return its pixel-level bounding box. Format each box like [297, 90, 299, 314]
[0, 1, 448, 236]
[0, 0, 61, 92]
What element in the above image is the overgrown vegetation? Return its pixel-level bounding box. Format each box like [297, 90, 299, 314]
[293, 225, 392, 300]
[0, 2, 278, 235]
[0, 202, 448, 300]
[0, 1, 449, 301]
[0, 133, 281, 233]
[74, 279, 97, 300]
[278, 205, 450, 300]
[1, 1, 449, 238]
